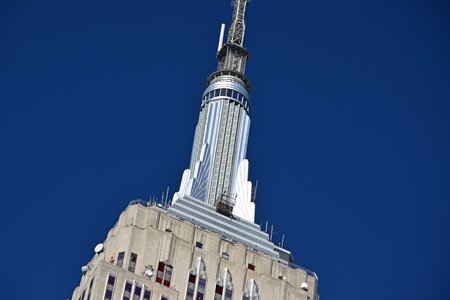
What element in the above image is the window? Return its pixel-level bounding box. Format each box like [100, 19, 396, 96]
[79, 289, 85, 300]
[104, 275, 116, 300]
[227, 89, 232, 97]
[143, 288, 151, 300]
[117, 252, 125, 267]
[214, 285, 223, 300]
[197, 278, 206, 300]
[186, 274, 196, 300]
[195, 242, 203, 249]
[221, 253, 229, 260]
[156, 262, 173, 287]
[133, 283, 142, 300]
[248, 263, 255, 271]
[122, 281, 132, 300]
[220, 89, 226, 96]
[232, 91, 238, 99]
[225, 289, 232, 300]
[161, 297, 169, 300]
[185, 257, 207, 300]
[242, 279, 260, 300]
[215, 268, 233, 300]
[215, 89, 220, 97]
[86, 276, 95, 300]
[128, 253, 137, 272]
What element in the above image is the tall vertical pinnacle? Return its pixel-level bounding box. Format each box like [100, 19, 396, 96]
[174, 0, 255, 222]
[217, 0, 251, 74]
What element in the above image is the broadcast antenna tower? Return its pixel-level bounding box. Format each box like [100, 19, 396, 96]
[174, 0, 255, 222]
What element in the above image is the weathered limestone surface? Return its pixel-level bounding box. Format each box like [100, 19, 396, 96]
[71, 203, 317, 300]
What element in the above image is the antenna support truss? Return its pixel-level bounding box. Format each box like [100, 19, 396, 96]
[217, 0, 251, 74]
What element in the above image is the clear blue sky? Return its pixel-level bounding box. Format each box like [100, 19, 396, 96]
[1, 0, 449, 299]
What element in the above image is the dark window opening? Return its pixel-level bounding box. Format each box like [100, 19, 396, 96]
[225, 289, 232, 300]
[196, 277, 206, 300]
[214, 285, 223, 300]
[86, 277, 95, 300]
[133, 284, 142, 300]
[122, 281, 132, 300]
[117, 252, 125, 267]
[186, 274, 196, 300]
[227, 89, 232, 97]
[128, 253, 137, 272]
[143, 289, 151, 300]
[79, 289, 85, 300]
[248, 263, 255, 271]
[104, 275, 116, 300]
[196, 242, 203, 249]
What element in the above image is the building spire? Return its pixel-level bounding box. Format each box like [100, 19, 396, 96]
[228, 0, 250, 46]
[217, 0, 251, 74]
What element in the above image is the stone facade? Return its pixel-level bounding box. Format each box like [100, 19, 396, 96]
[71, 202, 318, 300]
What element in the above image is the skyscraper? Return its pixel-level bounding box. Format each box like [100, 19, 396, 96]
[71, 1, 318, 300]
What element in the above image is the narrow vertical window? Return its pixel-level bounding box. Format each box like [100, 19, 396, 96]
[133, 283, 142, 300]
[122, 281, 132, 300]
[196, 278, 206, 300]
[143, 288, 151, 300]
[186, 274, 196, 300]
[86, 276, 95, 300]
[79, 289, 85, 300]
[225, 289, 232, 300]
[128, 253, 137, 272]
[156, 262, 164, 284]
[215, 89, 220, 97]
[232, 90, 238, 99]
[220, 89, 226, 96]
[227, 89, 232, 97]
[214, 285, 223, 300]
[104, 275, 116, 300]
[164, 265, 172, 287]
[185, 258, 207, 300]
[215, 268, 233, 300]
[117, 252, 125, 267]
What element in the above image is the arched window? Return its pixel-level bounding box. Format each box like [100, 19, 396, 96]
[242, 279, 260, 300]
[185, 257, 207, 300]
[214, 268, 233, 300]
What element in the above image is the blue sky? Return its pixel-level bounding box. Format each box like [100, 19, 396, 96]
[1, 0, 449, 299]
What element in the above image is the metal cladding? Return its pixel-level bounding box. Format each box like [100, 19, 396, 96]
[174, 0, 255, 223]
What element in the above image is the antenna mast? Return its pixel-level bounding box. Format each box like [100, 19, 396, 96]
[217, 0, 251, 74]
